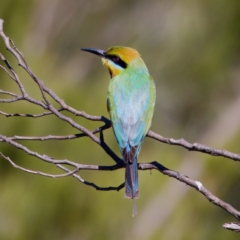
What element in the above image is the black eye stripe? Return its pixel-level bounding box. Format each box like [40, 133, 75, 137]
[106, 54, 127, 69]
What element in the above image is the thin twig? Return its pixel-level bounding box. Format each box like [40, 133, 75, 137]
[0, 152, 79, 178]
[0, 108, 64, 118]
[0, 63, 15, 80]
[0, 89, 19, 97]
[57, 164, 125, 191]
[0, 125, 111, 142]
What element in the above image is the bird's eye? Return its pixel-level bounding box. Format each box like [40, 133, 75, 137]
[112, 56, 119, 62]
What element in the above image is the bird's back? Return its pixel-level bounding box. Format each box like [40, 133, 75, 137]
[107, 60, 155, 155]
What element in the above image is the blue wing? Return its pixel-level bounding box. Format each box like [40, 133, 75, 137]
[108, 72, 155, 154]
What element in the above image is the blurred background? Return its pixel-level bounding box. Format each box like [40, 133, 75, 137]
[1, 0, 240, 239]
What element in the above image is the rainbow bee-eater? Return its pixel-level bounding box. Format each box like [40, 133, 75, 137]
[81, 46, 156, 216]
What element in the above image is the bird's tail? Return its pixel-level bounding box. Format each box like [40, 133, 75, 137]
[124, 153, 139, 217]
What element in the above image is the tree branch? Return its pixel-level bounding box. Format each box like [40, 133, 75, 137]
[0, 152, 79, 178]
[223, 222, 240, 232]
[139, 162, 240, 221]
[0, 108, 64, 118]
[147, 130, 240, 162]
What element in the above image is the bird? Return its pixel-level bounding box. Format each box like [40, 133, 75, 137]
[81, 46, 156, 216]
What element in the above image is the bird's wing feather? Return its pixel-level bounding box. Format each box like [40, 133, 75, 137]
[108, 74, 155, 150]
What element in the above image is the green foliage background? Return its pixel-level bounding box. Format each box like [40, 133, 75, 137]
[1, 1, 240, 239]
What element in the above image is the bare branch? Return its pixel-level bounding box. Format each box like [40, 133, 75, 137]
[57, 164, 125, 191]
[0, 134, 124, 171]
[0, 56, 48, 109]
[2, 132, 240, 220]
[0, 96, 23, 103]
[0, 125, 110, 142]
[0, 90, 19, 97]
[0, 134, 82, 168]
[0, 53, 28, 97]
[1, 36, 112, 157]
[139, 161, 240, 221]
[0, 63, 15, 80]
[147, 130, 240, 162]
[0, 108, 64, 118]
[0, 22, 111, 125]
[0, 152, 79, 178]
[223, 222, 240, 232]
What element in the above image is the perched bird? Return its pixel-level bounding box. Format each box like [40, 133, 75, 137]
[81, 46, 156, 216]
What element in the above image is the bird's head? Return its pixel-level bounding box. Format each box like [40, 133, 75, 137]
[81, 46, 147, 78]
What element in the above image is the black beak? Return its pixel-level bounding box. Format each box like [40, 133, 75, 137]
[81, 48, 106, 58]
